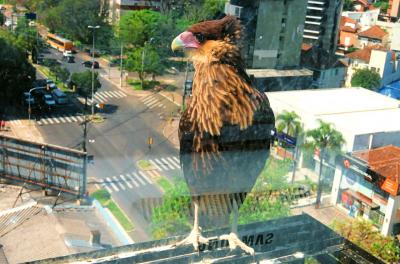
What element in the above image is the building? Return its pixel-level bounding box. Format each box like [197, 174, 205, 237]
[388, 0, 400, 18]
[267, 87, 400, 192]
[301, 46, 347, 88]
[225, 0, 308, 69]
[28, 214, 384, 263]
[338, 16, 360, 51]
[331, 146, 400, 236]
[357, 25, 389, 48]
[109, 0, 160, 22]
[342, 9, 380, 31]
[345, 45, 400, 87]
[303, 0, 343, 55]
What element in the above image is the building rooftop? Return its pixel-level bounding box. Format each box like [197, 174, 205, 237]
[340, 16, 359, 33]
[358, 25, 388, 40]
[345, 45, 386, 63]
[246, 68, 313, 78]
[0, 184, 121, 263]
[266, 87, 400, 118]
[353, 145, 400, 183]
[29, 214, 384, 264]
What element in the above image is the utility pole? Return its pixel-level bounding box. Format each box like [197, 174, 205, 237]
[88, 25, 100, 116]
[120, 42, 123, 88]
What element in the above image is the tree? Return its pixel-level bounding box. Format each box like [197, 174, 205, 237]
[305, 120, 345, 208]
[331, 218, 400, 263]
[40, 0, 112, 45]
[70, 70, 101, 109]
[343, 0, 355, 11]
[276, 110, 302, 181]
[53, 66, 70, 83]
[0, 12, 4, 26]
[0, 29, 35, 107]
[351, 68, 381, 90]
[118, 10, 163, 47]
[125, 46, 164, 85]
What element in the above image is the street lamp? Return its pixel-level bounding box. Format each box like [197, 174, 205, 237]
[88, 25, 100, 116]
[141, 37, 154, 90]
[27, 86, 45, 123]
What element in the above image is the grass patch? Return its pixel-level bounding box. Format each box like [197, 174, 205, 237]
[91, 189, 111, 206]
[90, 188, 134, 232]
[107, 201, 135, 232]
[128, 79, 160, 91]
[137, 159, 153, 170]
[157, 177, 172, 192]
[36, 65, 69, 92]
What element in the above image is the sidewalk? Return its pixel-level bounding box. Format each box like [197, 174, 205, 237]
[0, 120, 44, 143]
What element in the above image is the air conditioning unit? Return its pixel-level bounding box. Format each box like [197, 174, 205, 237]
[224, 3, 243, 18]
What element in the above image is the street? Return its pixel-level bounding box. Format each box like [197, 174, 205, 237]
[33, 47, 183, 241]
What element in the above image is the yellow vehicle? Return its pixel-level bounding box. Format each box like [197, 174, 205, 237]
[46, 33, 74, 52]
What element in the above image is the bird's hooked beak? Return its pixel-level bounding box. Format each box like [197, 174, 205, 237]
[171, 31, 200, 51]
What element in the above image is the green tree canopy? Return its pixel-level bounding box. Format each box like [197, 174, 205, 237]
[0, 29, 35, 106]
[304, 119, 345, 207]
[276, 110, 302, 137]
[351, 68, 381, 90]
[53, 66, 70, 83]
[343, 0, 355, 11]
[70, 70, 101, 102]
[40, 0, 112, 46]
[125, 46, 164, 83]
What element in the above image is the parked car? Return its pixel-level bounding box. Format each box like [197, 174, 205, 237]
[42, 94, 56, 110]
[82, 60, 99, 69]
[52, 89, 68, 104]
[63, 50, 72, 57]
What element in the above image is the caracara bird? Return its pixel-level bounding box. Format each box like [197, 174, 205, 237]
[171, 16, 275, 255]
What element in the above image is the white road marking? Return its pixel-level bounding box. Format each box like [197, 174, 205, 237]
[138, 171, 152, 184]
[70, 116, 78, 122]
[161, 158, 175, 170]
[103, 91, 114, 98]
[114, 91, 126, 97]
[58, 116, 67, 123]
[167, 157, 180, 169]
[106, 177, 119, 192]
[126, 173, 139, 187]
[172, 156, 180, 163]
[149, 160, 162, 171]
[63, 115, 73, 122]
[120, 174, 133, 189]
[113, 176, 126, 190]
[154, 158, 169, 171]
[132, 172, 146, 185]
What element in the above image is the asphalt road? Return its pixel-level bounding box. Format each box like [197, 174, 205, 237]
[36, 47, 182, 241]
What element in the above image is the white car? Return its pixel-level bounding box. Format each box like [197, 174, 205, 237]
[63, 50, 73, 57]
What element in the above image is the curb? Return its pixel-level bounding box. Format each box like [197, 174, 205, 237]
[92, 199, 134, 245]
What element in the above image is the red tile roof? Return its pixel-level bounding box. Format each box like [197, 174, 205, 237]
[358, 25, 388, 40]
[345, 45, 386, 63]
[353, 146, 400, 194]
[340, 16, 359, 33]
[301, 43, 312, 52]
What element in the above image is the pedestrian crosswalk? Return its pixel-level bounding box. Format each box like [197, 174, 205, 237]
[7, 119, 23, 126]
[37, 114, 85, 125]
[148, 156, 180, 172]
[140, 94, 167, 110]
[98, 171, 153, 193]
[77, 90, 127, 106]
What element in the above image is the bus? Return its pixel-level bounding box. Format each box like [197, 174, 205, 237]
[47, 33, 74, 52]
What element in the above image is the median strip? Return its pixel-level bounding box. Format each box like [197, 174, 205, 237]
[91, 189, 134, 232]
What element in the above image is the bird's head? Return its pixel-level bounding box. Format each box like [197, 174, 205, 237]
[171, 16, 242, 53]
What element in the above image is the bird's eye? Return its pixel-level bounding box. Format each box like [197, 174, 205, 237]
[194, 33, 205, 42]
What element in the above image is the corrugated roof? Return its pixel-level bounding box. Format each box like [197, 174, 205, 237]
[358, 25, 387, 40]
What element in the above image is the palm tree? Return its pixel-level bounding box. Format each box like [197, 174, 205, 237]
[305, 119, 345, 208]
[275, 110, 302, 162]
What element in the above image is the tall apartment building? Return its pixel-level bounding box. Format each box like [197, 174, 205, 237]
[109, 0, 160, 22]
[226, 0, 308, 69]
[303, 0, 343, 55]
[388, 0, 400, 18]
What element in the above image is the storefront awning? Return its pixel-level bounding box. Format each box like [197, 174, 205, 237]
[343, 189, 380, 209]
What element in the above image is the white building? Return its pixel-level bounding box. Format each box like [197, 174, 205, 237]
[267, 87, 400, 153]
[342, 9, 380, 31]
[345, 45, 400, 88]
